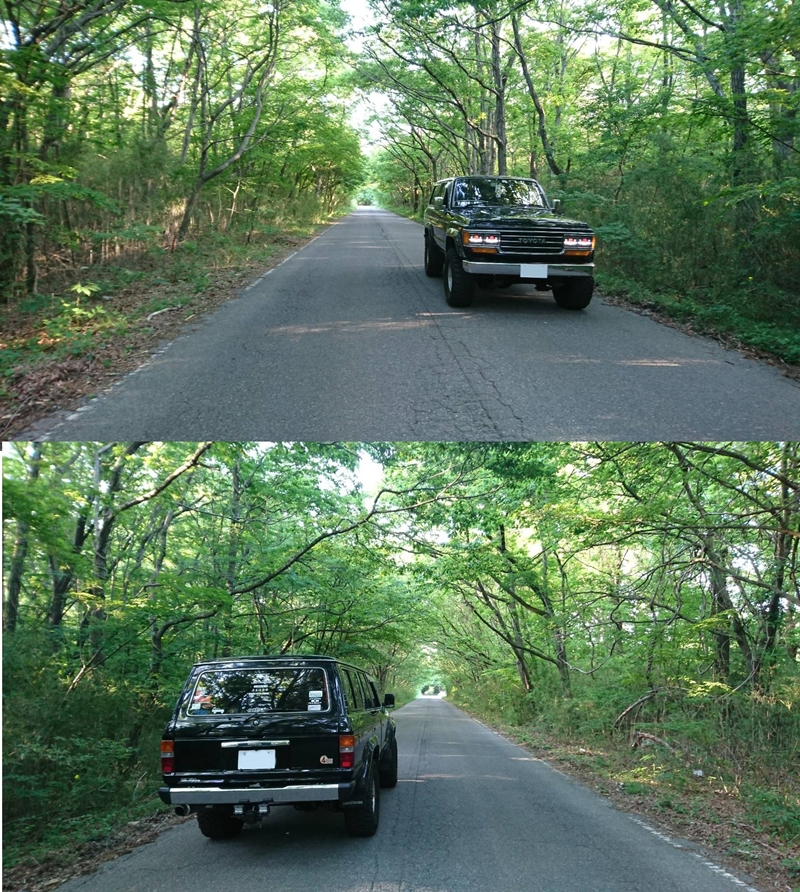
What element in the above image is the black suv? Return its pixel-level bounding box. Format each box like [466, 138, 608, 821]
[159, 655, 397, 839]
[424, 175, 595, 310]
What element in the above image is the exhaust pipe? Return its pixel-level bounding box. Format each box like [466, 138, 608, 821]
[175, 804, 191, 816]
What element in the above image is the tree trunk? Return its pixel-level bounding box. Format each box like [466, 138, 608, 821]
[511, 16, 563, 178]
[4, 444, 43, 632]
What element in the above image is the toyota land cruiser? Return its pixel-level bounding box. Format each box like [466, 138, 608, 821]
[159, 655, 397, 839]
[424, 175, 596, 310]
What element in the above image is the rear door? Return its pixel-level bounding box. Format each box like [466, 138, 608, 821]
[364, 675, 388, 749]
[339, 667, 381, 770]
[428, 181, 449, 250]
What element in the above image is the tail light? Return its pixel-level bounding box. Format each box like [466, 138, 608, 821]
[161, 740, 175, 774]
[339, 734, 355, 769]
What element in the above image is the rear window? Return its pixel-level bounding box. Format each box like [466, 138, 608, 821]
[186, 667, 330, 715]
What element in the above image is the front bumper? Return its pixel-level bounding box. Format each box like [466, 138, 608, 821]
[159, 781, 356, 806]
[462, 260, 594, 278]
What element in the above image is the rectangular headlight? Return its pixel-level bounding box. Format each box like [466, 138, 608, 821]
[463, 230, 501, 247]
[563, 235, 595, 254]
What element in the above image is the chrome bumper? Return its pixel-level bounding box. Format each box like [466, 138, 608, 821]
[462, 261, 594, 278]
[160, 783, 352, 805]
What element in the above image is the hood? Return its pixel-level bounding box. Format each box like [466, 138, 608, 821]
[458, 205, 592, 228]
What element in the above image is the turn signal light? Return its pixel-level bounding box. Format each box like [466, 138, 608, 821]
[161, 740, 175, 774]
[339, 734, 355, 769]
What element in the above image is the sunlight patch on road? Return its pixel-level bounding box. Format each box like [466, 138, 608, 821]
[548, 357, 716, 367]
[266, 319, 435, 335]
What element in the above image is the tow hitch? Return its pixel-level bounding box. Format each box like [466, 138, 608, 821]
[233, 803, 270, 824]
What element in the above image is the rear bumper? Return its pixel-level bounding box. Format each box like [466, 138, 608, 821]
[462, 260, 594, 278]
[159, 782, 356, 806]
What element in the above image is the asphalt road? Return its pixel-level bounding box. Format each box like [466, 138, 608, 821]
[20, 207, 800, 441]
[54, 698, 760, 892]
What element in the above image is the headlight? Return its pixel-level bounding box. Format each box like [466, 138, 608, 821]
[462, 230, 501, 250]
[563, 235, 595, 255]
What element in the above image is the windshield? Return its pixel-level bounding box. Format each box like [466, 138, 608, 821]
[452, 177, 546, 208]
[187, 667, 330, 715]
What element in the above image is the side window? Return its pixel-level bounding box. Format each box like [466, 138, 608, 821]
[360, 673, 379, 709]
[352, 672, 369, 709]
[366, 679, 381, 709]
[340, 669, 360, 712]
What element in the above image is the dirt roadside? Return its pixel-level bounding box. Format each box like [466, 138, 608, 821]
[1, 236, 316, 441]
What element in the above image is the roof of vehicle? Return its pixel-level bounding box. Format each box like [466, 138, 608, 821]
[189, 655, 376, 674]
[434, 174, 540, 183]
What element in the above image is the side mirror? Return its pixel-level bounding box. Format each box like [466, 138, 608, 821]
[551, 199, 561, 214]
[433, 196, 444, 210]
[383, 693, 396, 709]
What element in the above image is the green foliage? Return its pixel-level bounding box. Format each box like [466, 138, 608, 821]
[0, 196, 45, 226]
[1, 0, 366, 297]
[744, 788, 800, 841]
[69, 282, 101, 298]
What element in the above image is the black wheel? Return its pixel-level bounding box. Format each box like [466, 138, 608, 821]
[196, 808, 244, 840]
[379, 738, 398, 789]
[552, 278, 593, 310]
[344, 765, 380, 837]
[424, 232, 444, 277]
[443, 249, 474, 307]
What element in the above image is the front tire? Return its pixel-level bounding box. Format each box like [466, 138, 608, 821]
[196, 808, 244, 840]
[552, 278, 593, 310]
[443, 249, 475, 308]
[424, 232, 444, 277]
[344, 765, 380, 837]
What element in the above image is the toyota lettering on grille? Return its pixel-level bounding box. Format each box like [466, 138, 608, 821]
[520, 237, 547, 245]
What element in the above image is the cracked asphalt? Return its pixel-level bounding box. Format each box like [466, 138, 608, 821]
[20, 207, 800, 441]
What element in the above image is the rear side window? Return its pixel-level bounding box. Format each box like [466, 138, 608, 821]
[186, 667, 330, 715]
[348, 670, 379, 709]
[365, 678, 381, 709]
[362, 674, 380, 709]
[340, 668, 361, 711]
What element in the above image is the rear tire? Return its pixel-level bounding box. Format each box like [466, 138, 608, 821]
[344, 765, 380, 837]
[424, 232, 444, 277]
[196, 808, 244, 840]
[552, 278, 593, 310]
[379, 738, 398, 789]
[443, 249, 475, 308]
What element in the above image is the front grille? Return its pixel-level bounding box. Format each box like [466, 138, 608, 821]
[498, 225, 591, 257]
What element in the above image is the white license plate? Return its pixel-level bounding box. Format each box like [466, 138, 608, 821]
[519, 264, 548, 279]
[238, 748, 276, 770]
